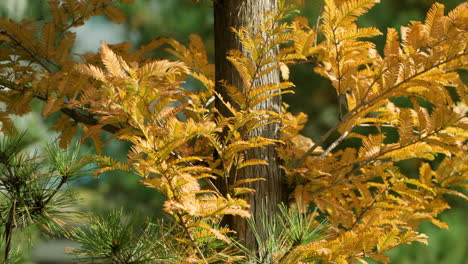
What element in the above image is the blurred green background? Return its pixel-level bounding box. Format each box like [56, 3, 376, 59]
[1, 0, 466, 263]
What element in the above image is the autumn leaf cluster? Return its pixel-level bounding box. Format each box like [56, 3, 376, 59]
[0, 0, 466, 263]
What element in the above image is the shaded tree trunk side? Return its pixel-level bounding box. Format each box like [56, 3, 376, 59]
[214, 0, 287, 251]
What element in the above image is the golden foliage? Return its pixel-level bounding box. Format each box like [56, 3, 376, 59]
[276, 1, 467, 262]
[0, 0, 467, 262]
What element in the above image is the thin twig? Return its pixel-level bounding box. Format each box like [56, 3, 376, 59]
[348, 185, 390, 230]
[176, 211, 207, 263]
[320, 130, 349, 158]
[0, 31, 54, 72]
[56, 0, 117, 39]
[171, 150, 221, 194]
[43, 176, 67, 206]
[295, 118, 342, 167]
[310, 172, 377, 196]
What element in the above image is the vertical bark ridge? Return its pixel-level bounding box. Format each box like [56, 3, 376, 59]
[214, 0, 288, 251]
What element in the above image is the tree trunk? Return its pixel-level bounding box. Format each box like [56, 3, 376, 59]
[214, 0, 287, 251]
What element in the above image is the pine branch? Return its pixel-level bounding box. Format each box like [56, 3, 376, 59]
[42, 176, 67, 206]
[3, 199, 16, 262]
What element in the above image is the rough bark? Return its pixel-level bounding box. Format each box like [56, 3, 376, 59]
[214, 0, 288, 251]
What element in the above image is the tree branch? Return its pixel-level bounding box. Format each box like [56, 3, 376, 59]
[0, 31, 58, 72]
[319, 130, 349, 158]
[0, 79, 121, 134]
[296, 51, 468, 168]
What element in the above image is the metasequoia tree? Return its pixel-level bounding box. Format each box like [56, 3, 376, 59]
[214, 0, 287, 249]
[0, 0, 467, 263]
